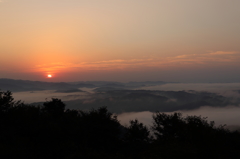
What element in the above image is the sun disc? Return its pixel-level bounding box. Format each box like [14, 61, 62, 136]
[47, 74, 52, 78]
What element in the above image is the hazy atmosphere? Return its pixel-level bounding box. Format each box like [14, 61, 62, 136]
[1, 0, 240, 128]
[1, 0, 240, 126]
[1, 79, 240, 131]
[1, 1, 240, 158]
[1, 0, 240, 82]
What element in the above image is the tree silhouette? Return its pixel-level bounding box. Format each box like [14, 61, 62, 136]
[1, 90, 240, 159]
[0, 90, 22, 112]
[125, 119, 150, 143]
[152, 112, 185, 142]
[42, 98, 65, 117]
[77, 107, 122, 150]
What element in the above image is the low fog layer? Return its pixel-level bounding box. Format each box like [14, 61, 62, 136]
[118, 106, 240, 131]
[63, 89, 239, 113]
[1, 79, 240, 129]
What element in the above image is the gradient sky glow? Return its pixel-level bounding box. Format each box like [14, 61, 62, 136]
[1, 0, 240, 82]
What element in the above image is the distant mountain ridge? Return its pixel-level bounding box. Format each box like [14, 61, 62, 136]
[0, 78, 95, 92]
[0, 78, 169, 92]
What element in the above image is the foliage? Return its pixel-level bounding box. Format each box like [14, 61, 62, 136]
[151, 112, 240, 158]
[0, 90, 240, 159]
[125, 119, 150, 143]
[0, 90, 22, 111]
[42, 98, 65, 116]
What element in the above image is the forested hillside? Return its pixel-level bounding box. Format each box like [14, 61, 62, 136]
[1, 90, 240, 159]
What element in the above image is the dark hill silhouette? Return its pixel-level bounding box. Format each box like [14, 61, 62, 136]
[0, 78, 173, 92]
[1, 90, 240, 159]
[0, 78, 76, 91]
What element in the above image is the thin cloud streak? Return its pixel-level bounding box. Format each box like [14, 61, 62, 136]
[32, 51, 240, 73]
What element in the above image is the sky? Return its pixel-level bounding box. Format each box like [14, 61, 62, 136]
[1, 0, 240, 82]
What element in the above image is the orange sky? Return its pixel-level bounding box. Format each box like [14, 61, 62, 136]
[1, 0, 240, 82]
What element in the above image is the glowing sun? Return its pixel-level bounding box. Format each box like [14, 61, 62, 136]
[47, 74, 52, 78]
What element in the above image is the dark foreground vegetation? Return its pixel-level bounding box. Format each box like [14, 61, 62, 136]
[1, 91, 240, 159]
